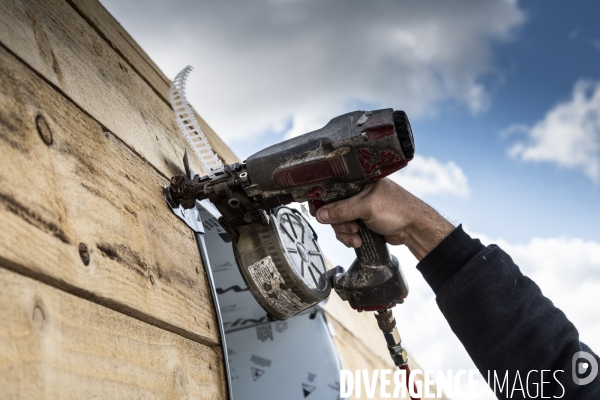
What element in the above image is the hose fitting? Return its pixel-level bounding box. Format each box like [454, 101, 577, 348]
[375, 308, 408, 367]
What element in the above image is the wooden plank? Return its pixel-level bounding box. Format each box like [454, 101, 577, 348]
[324, 293, 397, 365]
[0, 44, 219, 346]
[327, 317, 406, 399]
[0, 267, 226, 399]
[65, 0, 172, 100]
[194, 108, 240, 164]
[64, 0, 239, 164]
[0, 0, 208, 176]
[61, 0, 241, 165]
[0, 0, 238, 171]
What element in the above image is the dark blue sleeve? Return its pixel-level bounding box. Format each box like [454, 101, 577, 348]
[417, 225, 600, 399]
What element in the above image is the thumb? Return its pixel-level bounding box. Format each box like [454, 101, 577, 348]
[316, 194, 369, 225]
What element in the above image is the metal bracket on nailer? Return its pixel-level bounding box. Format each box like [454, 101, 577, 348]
[163, 150, 233, 400]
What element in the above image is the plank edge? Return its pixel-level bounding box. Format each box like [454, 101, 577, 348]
[0, 255, 220, 349]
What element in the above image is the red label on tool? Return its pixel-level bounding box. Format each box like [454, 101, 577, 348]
[274, 156, 347, 187]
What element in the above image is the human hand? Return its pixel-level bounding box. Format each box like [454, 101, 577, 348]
[310, 178, 455, 261]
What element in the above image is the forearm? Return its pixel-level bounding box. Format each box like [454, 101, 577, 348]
[401, 203, 455, 261]
[418, 226, 600, 398]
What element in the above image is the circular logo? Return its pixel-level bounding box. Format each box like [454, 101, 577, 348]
[573, 351, 599, 385]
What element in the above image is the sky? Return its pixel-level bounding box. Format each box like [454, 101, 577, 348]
[101, 0, 600, 398]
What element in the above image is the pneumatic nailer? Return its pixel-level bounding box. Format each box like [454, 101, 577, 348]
[166, 107, 415, 370]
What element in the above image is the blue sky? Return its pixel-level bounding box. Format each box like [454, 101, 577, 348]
[102, 1, 600, 397]
[415, 0, 600, 243]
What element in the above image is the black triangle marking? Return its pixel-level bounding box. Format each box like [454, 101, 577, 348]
[302, 383, 316, 397]
[251, 367, 265, 382]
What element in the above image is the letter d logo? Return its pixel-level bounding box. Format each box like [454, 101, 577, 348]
[572, 351, 598, 385]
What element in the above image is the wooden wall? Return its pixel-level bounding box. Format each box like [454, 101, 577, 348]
[0, 1, 446, 399]
[0, 0, 228, 396]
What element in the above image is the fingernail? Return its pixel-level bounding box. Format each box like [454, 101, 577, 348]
[317, 209, 329, 222]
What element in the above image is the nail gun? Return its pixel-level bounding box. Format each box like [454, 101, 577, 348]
[166, 107, 415, 369]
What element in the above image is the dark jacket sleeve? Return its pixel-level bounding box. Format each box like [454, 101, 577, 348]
[417, 225, 600, 399]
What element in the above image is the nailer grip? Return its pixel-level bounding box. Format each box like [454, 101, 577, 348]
[332, 220, 409, 311]
[355, 220, 391, 267]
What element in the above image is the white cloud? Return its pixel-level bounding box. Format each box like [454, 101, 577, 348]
[100, 0, 525, 143]
[507, 80, 600, 181]
[391, 154, 470, 199]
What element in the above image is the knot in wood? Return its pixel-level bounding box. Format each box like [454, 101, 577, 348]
[78, 243, 90, 266]
[32, 304, 45, 330]
[36, 114, 52, 145]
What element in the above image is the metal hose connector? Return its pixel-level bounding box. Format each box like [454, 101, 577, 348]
[374, 308, 408, 367]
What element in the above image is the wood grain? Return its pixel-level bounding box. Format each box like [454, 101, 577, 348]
[0, 267, 226, 399]
[192, 108, 240, 164]
[324, 293, 398, 365]
[65, 0, 239, 164]
[0, 0, 238, 170]
[68, 0, 240, 164]
[0, 0, 207, 176]
[66, 0, 172, 98]
[327, 316, 407, 400]
[0, 44, 219, 346]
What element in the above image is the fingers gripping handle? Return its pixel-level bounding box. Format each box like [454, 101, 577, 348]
[354, 220, 391, 266]
[311, 199, 390, 263]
